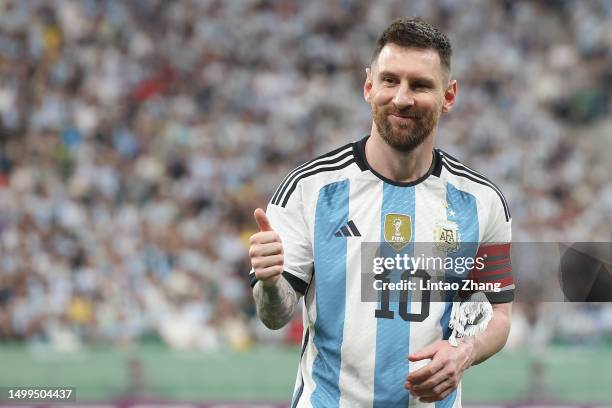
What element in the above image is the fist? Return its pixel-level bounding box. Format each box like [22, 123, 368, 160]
[249, 208, 284, 286]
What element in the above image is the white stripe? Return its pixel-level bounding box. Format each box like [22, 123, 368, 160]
[298, 285, 317, 408]
[272, 146, 353, 203]
[454, 384, 462, 407]
[411, 182, 452, 408]
[290, 323, 307, 407]
[413, 181, 464, 407]
[294, 192, 320, 408]
[277, 155, 356, 206]
[338, 178, 382, 407]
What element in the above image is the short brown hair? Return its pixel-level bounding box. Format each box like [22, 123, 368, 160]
[372, 17, 452, 72]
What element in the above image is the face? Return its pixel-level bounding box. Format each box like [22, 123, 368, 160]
[364, 43, 457, 152]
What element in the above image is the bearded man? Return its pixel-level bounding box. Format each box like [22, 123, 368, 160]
[248, 17, 514, 407]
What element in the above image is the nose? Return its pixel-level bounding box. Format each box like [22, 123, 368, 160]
[392, 83, 415, 110]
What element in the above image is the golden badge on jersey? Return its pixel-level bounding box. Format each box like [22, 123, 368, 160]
[384, 213, 411, 250]
[434, 220, 460, 252]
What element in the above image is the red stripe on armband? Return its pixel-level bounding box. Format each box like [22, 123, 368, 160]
[470, 243, 513, 287]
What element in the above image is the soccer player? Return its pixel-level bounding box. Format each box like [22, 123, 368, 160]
[248, 17, 513, 407]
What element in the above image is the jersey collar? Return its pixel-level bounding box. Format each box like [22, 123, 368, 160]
[352, 135, 441, 187]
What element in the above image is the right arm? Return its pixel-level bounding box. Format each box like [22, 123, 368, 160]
[249, 208, 301, 330]
[253, 277, 298, 330]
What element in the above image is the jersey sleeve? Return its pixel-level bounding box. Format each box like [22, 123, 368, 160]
[249, 184, 313, 295]
[469, 192, 514, 303]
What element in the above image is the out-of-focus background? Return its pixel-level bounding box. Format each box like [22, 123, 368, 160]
[0, 0, 611, 406]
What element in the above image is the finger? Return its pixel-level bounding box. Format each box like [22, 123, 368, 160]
[406, 359, 444, 384]
[432, 379, 455, 398]
[249, 242, 283, 258]
[255, 265, 283, 280]
[249, 231, 281, 245]
[252, 254, 284, 270]
[438, 385, 456, 400]
[411, 368, 450, 391]
[419, 384, 455, 403]
[254, 208, 272, 232]
[408, 340, 442, 362]
[410, 377, 453, 398]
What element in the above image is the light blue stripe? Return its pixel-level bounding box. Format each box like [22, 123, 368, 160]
[310, 180, 350, 407]
[436, 182, 480, 408]
[373, 184, 414, 407]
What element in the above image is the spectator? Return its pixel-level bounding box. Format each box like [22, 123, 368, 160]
[0, 0, 611, 349]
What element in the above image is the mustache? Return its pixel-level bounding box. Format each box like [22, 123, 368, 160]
[385, 108, 423, 119]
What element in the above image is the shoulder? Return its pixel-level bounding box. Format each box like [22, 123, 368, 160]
[270, 140, 364, 208]
[436, 148, 511, 222]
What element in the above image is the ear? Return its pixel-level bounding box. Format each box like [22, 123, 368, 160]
[364, 67, 373, 102]
[441, 79, 457, 113]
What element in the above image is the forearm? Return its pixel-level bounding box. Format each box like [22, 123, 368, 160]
[463, 302, 512, 366]
[253, 276, 298, 330]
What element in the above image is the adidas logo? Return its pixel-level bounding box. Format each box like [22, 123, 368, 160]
[334, 220, 361, 237]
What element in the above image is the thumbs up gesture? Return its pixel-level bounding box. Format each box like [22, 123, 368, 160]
[249, 208, 284, 286]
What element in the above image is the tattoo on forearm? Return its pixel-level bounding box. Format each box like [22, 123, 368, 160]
[253, 277, 297, 329]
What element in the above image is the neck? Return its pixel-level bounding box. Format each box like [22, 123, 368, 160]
[365, 124, 435, 183]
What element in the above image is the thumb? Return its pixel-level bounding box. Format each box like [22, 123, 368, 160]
[408, 341, 441, 362]
[254, 208, 273, 232]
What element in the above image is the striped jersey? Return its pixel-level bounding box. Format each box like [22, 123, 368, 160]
[249, 135, 513, 408]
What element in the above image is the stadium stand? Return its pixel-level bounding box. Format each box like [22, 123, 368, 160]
[0, 1, 611, 402]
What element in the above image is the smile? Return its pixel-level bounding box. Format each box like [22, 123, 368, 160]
[389, 114, 415, 123]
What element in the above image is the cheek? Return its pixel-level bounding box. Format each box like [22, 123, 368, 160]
[435, 98, 445, 114]
[371, 90, 393, 108]
[371, 85, 395, 100]
[419, 95, 443, 113]
[434, 93, 446, 110]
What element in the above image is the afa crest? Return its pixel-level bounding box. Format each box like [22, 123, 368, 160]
[434, 220, 460, 252]
[384, 213, 412, 251]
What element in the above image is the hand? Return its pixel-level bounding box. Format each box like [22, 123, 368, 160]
[404, 340, 474, 403]
[249, 208, 284, 287]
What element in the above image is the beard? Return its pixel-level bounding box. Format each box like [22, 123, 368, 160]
[372, 103, 440, 152]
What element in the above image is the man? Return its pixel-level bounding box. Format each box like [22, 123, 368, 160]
[248, 17, 513, 407]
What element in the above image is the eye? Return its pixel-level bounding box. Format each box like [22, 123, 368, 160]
[412, 82, 433, 91]
[382, 76, 398, 85]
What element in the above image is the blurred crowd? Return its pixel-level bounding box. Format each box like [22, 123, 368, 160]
[0, 0, 611, 351]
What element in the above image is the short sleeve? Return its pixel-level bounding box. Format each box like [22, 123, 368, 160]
[481, 191, 511, 244]
[249, 185, 313, 295]
[469, 192, 514, 303]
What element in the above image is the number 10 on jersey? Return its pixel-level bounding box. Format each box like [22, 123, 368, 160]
[374, 269, 431, 322]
